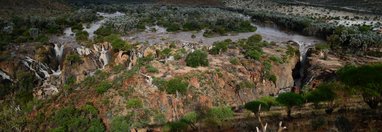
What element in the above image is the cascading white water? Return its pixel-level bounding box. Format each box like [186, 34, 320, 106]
[292, 40, 315, 88]
[76, 46, 92, 56]
[54, 43, 64, 62]
[52, 67, 62, 76]
[99, 46, 109, 69]
[0, 70, 12, 81]
[22, 57, 52, 79]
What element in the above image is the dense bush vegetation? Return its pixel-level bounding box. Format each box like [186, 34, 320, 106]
[209, 39, 231, 55]
[276, 92, 304, 118]
[166, 78, 189, 95]
[228, 8, 382, 56]
[0, 9, 98, 50]
[186, 50, 209, 68]
[96, 81, 112, 94]
[104, 34, 132, 51]
[238, 34, 268, 60]
[50, 105, 105, 131]
[102, 5, 256, 36]
[153, 77, 189, 95]
[337, 63, 382, 109]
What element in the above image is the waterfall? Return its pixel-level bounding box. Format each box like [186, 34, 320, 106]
[0, 70, 12, 81]
[99, 46, 109, 69]
[52, 67, 62, 76]
[292, 40, 313, 89]
[22, 57, 52, 79]
[54, 43, 64, 62]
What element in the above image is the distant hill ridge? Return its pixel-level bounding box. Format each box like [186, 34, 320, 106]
[0, 0, 222, 18]
[274, 0, 382, 14]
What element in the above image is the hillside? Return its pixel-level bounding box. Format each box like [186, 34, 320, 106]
[274, 0, 382, 14]
[0, 0, 222, 18]
[0, 0, 71, 18]
[157, 0, 222, 5]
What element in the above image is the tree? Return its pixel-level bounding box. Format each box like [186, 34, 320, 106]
[337, 64, 382, 109]
[305, 82, 337, 113]
[180, 112, 198, 130]
[276, 92, 304, 118]
[185, 50, 209, 68]
[258, 96, 278, 108]
[244, 101, 270, 116]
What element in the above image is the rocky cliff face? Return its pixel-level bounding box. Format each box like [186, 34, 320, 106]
[0, 36, 301, 130]
[304, 47, 382, 90]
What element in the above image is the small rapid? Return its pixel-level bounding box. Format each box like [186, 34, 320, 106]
[0, 70, 12, 81]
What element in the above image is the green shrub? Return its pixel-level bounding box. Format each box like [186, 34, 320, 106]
[229, 57, 240, 65]
[146, 65, 159, 73]
[305, 82, 337, 107]
[165, 120, 188, 132]
[81, 104, 98, 115]
[267, 74, 277, 85]
[181, 112, 198, 125]
[276, 92, 304, 118]
[96, 82, 112, 94]
[286, 45, 299, 57]
[153, 78, 167, 92]
[238, 80, 256, 89]
[206, 106, 234, 126]
[244, 101, 270, 115]
[105, 34, 132, 51]
[166, 23, 181, 32]
[111, 116, 131, 132]
[166, 78, 189, 95]
[126, 98, 143, 109]
[248, 34, 262, 43]
[161, 48, 172, 58]
[75, 31, 89, 42]
[95, 26, 113, 37]
[315, 43, 330, 51]
[51, 106, 105, 131]
[66, 53, 82, 65]
[258, 96, 278, 107]
[14, 71, 36, 104]
[65, 76, 76, 85]
[245, 49, 263, 60]
[269, 55, 283, 64]
[209, 39, 231, 55]
[112, 65, 125, 73]
[186, 50, 209, 68]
